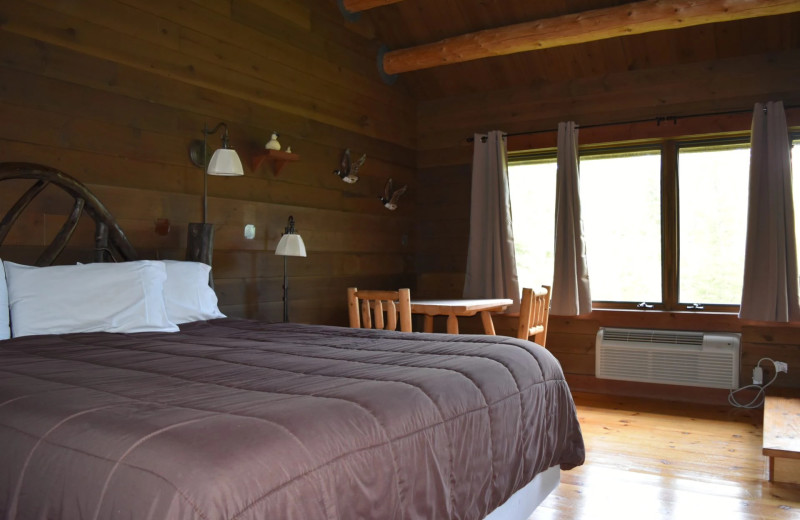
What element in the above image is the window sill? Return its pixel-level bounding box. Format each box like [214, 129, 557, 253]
[590, 308, 738, 316]
[559, 308, 741, 332]
[555, 309, 800, 332]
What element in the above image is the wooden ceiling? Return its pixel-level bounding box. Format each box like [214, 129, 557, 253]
[356, 0, 800, 100]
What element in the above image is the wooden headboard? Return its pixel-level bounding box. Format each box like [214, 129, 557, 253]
[0, 162, 137, 265]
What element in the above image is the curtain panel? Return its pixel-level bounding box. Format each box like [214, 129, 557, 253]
[463, 130, 520, 311]
[551, 121, 593, 316]
[740, 101, 800, 322]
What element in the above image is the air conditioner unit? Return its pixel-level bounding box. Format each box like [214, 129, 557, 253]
[596, 328, 741, 389]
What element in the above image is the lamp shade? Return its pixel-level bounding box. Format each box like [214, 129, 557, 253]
[207, 148, 244, 176]
[275, 233, 307, 257]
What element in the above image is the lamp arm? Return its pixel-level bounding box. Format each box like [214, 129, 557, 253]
[285, 215, 296, 234]
[203, 122, 231, 149]
[202, 131, 208, 224]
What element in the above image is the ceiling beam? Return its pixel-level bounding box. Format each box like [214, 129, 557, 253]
[382, 0, 800, 75]
[342, 0, 405, 13]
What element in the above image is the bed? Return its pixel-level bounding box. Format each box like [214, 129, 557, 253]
[0, 163, 584, 519]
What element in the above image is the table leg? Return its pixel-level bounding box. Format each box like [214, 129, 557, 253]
[480, 311, 496, 335]
[446, 314, 459, 334]
[423, 315, 434, 333]
[769, 456, 775, 482]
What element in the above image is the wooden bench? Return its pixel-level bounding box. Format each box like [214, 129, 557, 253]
[762, 396, 800, 484]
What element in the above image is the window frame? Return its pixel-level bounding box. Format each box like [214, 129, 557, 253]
[509, 135, 754, 313]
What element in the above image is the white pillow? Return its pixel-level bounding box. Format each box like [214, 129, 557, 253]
[0, 260, 9, 340]
[4, 260, 179, 337]
[162, 260, 225, 324]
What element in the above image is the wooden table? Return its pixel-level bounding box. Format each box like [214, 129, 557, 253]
[762, 396, 800, 484]
[410, 298, 513, 335]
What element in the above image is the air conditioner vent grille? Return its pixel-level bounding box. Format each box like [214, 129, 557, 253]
[596, 328, 740, 389]
[602, 328, 704, 346]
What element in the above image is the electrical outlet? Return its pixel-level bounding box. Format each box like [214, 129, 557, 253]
[774, 361, 788, 373]
[753, 366, 763, 385]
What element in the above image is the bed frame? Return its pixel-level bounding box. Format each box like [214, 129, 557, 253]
[0, 162, 136, 265]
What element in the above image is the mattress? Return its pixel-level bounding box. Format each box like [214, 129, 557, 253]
[0, 319, 584, 519]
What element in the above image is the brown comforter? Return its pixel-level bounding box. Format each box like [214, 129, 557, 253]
[0, 319, 584, 520]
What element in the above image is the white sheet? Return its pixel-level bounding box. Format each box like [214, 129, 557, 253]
[484, 466, 560, 520]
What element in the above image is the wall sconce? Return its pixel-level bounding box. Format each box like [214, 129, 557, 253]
[187, 122, 244, 267]
[275, 215, 307, 323]
[188, 122, 244, 223]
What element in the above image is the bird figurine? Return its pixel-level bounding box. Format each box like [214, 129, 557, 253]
[333, 148, 366, 184]
[265, 131, 281, 151]
[380, 178, 407, 211]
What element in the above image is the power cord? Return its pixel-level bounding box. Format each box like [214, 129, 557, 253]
[728, 357, 783, 409]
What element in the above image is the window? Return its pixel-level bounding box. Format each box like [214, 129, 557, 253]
[509, 135, 799, 311]
[508, 156, 556, 293]
[677, 141, 749, 305]
[509, 147, 662, 305]
[580, 149, 662, 303]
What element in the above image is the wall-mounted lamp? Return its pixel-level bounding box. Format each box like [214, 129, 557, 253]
[187, 122, 244, 267]
[188, 122, 244, 223]
[275, 215, 307, 323]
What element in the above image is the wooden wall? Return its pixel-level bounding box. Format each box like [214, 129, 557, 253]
[0, 0, 417, 325]
[416, 49, 800, 390]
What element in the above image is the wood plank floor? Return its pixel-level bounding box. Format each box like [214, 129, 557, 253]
[532, 392, 800, 519]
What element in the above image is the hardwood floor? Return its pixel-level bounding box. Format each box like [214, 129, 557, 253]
[533, 392, 800, 519]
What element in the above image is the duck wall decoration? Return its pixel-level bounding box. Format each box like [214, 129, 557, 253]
[333, 148, 366, 184]
[380, 178, 407, 211]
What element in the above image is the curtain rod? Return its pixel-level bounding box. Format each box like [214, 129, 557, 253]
[466, 104, 799, 143]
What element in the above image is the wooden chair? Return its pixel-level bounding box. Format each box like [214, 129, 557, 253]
[516, 286, 551, 347]
[347, 287, 413, 332]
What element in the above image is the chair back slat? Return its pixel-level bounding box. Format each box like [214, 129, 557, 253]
[360, 299, 373, 329]
[347, 287, 412, 332]
[385, 300, 397, 330]
[372, 300, 385, 329]
[347, 287, 360, 329]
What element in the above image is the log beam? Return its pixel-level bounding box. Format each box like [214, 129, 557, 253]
[383, 0, 800, 74]
[342, 0, 405, 13]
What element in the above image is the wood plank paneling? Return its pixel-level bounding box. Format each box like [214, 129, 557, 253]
[0, 0, 414, 147]
[0, 30, 415, 173]
[0, 0, 416, 326]
[417, 49, 800, 158]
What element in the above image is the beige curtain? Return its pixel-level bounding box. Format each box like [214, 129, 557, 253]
[551, 121, 592, 316]
[463, 130, 520, 311]
[740, 101, 800, 322]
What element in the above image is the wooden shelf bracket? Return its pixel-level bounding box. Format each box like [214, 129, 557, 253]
[252, 149, 300, 176]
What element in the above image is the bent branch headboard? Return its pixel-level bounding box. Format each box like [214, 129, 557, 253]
[0, 162, 137, 265]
